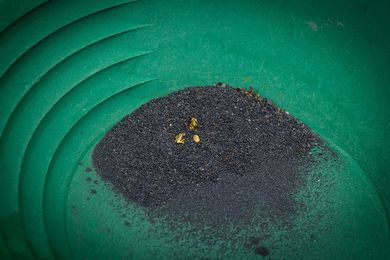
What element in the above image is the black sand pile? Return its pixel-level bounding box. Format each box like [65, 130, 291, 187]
[92, 84, 325, 228]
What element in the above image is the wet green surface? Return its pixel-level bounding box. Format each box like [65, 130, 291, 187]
[0, 0, 389, 258]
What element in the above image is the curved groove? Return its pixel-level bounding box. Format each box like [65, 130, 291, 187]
[42, 80, 157, 258]
[0, 0, 48, 34]
[18, 53, 151, 258]
[0, 0, 49, 35]
[318, 135, 390, 233]
[321, 135, 390, 228]
[0, 3, 151, 138]
[0, 34, 151, 163]
[19, 54, 152, 256]
[0, 0, 137, 78]
[0, 24, 150, 138]
[0, 22, 152, 254]
[0, 24, 151, 237]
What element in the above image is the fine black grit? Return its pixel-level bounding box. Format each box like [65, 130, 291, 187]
[93, 84, 326, 229]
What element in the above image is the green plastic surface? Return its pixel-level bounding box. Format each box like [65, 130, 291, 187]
[0, 0, 389, 259]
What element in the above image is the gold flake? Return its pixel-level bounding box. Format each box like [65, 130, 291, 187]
[193, 134, 200, 143]
[175, 133, 185, 144]
[188, 117, 199, 130]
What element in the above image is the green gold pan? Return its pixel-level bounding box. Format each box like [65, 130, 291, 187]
[0, 0, 389, 258]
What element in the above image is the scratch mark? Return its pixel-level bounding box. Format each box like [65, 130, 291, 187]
[336, 21, 345, 27]
[305, 21, 318, 32]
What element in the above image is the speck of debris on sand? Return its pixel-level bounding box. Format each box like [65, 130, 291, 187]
[255, 246, 269, 256]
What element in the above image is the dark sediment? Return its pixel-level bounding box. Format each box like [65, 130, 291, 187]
[92, 84, 326, 229]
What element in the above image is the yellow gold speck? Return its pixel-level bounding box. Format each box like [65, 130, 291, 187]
[193, 134, 200, 143]
[175, 133, 186, 144]
[188, 117, 199, 130]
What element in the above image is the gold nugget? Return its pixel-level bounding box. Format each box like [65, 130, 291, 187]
[193, 134, 200, 143]
[188, 117, 199, 130]
[175, 133, 186, 144]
